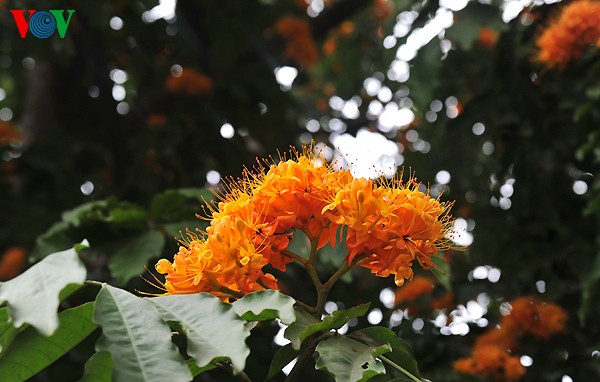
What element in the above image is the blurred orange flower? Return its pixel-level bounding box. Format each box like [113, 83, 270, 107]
[503, 297, 567, 340]
[455, 296, 567, 381]
[275, 16, 320, 67]
[0, 247, 27, 281]
[0, 122, 21, 145]
[165, 68, 213, 96]
[478, 27, 498, 49]
[394, 276, 434, 304]
[536, 0, 600, 69]
[454, 344, 525, 382]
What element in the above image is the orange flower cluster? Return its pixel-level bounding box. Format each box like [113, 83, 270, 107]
[155, 148, 456, 299]
[274, 17, 320, 67]
[454, 297, 567, 381]
[165, 68, 213, 96]
[536, 0, 600, 69]
[454, 344, 525, 382]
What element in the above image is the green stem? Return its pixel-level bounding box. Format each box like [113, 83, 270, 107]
[216, 362, 253, 382]
[380, 355, 422, 382]
[295, 300, 317, 314]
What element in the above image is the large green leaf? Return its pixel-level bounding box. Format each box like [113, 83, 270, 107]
[108, 230, 165, 285]
[232, 290, 296, 325]
[93, 285, 191, 382]
[150, 293, 250, 373]
[316, 335, 391, 382]
[79, 351, 113, 382]
[285, 304, 370, 350]
[350, 327, 420, 379]
[0, 303, 97, 382]
[0, 246, 87, 335]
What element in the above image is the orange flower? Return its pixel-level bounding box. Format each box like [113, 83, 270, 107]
[165, 68, 213, 96]
[275, 17, 320, 67]
[323, 175, 455, 286]
[374, 0, 393, 21]
[431, 291, 454, 311]
[0, 122, 21, 145]
[394, 276, 434, 304]
[0, 247, 27, 281]
[478, 27, 498, 49]
[147, 113, 168, 127]
[503, 297, 567, 340]
[454, 344, 525, 382]
[535, 0, 600, 69]
[474, 325, 519, 351]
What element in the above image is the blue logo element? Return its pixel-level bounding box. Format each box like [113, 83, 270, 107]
[28, 11, 57, 39]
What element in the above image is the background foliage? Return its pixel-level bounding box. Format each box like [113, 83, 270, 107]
[1, 0, 599, 381]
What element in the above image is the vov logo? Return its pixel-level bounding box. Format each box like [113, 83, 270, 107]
[10, 10, 76, 39]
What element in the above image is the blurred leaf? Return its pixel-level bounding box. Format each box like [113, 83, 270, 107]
[108, 230, 165, 285]
[62, 201, 110, 227]
[31, 221, 77, 260]
[318, 228, 352, 283]
[580, 250, 600, 325]
[267, 343, 299, 380]
[286, 230, 311, 259]
[286, 304, 370, 350]
[161, 221, 209, 239]
[150, 188, 211, 222]
[0, 246, 86, 335]
[232, 290, 296, 325]
[0, 307, 18, 358]
[0, 303, 97, 382]
[431, 254, 451, 291]
[349, 326, 420, 379]
[79, 351, 113, 382]
[93, 285, 191, 382]
[315, 335, 391, 382]
[150, 293, 250, 373]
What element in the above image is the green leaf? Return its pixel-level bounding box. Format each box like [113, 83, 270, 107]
[62, 201, 110, 226]
[0, 303, 98, 382]
[93, 285, 191, 382]
[285, 304, 370, 350]
[108, 230, 165, 285]
[151, 188, 211, 222]
[186, 358, 217, 377]
[350, 327, 420, 379]
[162, 221, 209, 238]
[31, 221, 76, 260]
[79, 351, 113, 382]
[267, 344, 299, 380]
[0, 307, 18, 358]
[284, 308, 320, 350]
[316, 335, 391, 382]
[0, 246, 87, 335]
[232, 290, 296, 325]
[149, 293, 250, 373]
